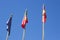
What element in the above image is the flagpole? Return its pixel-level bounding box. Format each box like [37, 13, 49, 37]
[42, 22, 44, 40]
[6, 32, 9, 40]
[22, 29, 26, 40]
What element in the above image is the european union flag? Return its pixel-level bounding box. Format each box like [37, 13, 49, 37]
[6, 15, 13, 36]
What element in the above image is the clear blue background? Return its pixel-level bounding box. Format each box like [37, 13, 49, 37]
[0, 0, 60, 40]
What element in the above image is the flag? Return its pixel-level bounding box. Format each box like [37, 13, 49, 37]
[6, 15, 13, 36]
[21, 9, 28, 29]
[42, 4, 47, 23]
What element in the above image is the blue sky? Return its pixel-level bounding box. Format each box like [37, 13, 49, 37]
[0, 0, 60, 40]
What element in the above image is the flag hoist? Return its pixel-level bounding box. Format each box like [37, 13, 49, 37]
[42, 4, 47, 40]
[6, 14, 13, 40]
[21, 9, 28, 40]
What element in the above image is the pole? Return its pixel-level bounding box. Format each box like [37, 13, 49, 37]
[22, 29, 26, 40]
[6, 32, 9, 40]
[42, 22, 44, 40]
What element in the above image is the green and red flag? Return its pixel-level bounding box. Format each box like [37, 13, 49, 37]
[21, 9, 28, 29]
[42, 4, 47, 23]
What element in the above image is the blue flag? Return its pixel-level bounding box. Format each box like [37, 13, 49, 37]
[6, 15, 13, 36]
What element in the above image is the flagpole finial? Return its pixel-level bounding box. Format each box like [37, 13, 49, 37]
[25, 8, 28, 16]
[25, 8, 27, 11]
[10, 13, 13, 17]
[25, 8, 28, 13]
[43, 4, 45, 10]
